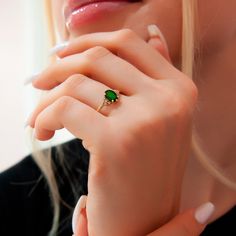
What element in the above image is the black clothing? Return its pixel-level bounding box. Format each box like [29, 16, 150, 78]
[0, 138, 235, 236]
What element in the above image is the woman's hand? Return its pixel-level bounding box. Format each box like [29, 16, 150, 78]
[72, 196, 215, 236]
[27, 26, 198, 235]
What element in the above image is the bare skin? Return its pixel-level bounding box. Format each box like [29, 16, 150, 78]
[53, 0, 236, 215]
[29, 0, 236, 234]
[180, 0, 236, 220]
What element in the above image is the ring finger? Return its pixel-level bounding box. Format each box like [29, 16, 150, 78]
[28, 74, 125, 128]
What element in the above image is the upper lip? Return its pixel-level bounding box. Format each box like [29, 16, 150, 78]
[64, 0, 132, 20]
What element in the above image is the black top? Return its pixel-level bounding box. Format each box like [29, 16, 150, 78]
[0, 138, 235, 236]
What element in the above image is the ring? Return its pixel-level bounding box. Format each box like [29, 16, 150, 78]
[96, 89, 120, 112]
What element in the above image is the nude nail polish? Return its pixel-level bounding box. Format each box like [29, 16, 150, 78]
[32, 129, 37, 138]
[24, 121, 29, 129]
[147, 25, 164, 39]
[195, 202, 215, 224]
[49, 42, 69, 56]
[147, 24, 171, 62]
[24, 111, 34, 128]
[24, 72, 40, 86]
[147, 24, 169, 48]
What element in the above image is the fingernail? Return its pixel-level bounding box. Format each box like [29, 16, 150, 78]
[72, 195, 87, 234]
[32, 129, 37, 138]
[147, 24, 163, 39]
[49, 41, 69, 56]
[147, 24, 169, 47]
[24, 122, 29, 129]
[24, 72, 40, 86]
[195, 202, 215, 224]
[24, 112, 34, 128]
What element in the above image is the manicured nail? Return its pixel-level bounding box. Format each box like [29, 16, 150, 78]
[147, 24, 164, 39]
[24, 112, 34, 128]
[32, 129, 37, 138]
[195, 202, 215, 224]
[147, 24, 169, 47]
[24, 72, 40, 86]
[24, 122, 29, 129]
[72, 195, 87, 234]
[49, 42, 69, 56]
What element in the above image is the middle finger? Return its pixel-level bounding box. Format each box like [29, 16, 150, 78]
[32, 46, 149, 95]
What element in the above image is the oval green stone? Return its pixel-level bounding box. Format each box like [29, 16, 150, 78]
[105, 90, 118, 102]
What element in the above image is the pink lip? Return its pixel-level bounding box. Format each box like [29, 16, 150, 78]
[64, 0, 137, 30]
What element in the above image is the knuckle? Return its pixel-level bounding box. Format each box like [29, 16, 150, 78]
[185, 78, 198, 102]
[35, 107, 53, 129]
[164, 79, 198, 118]
[189, 81, 199, 104]
[35, 112, 47, 129]
[84, 46, 110, 62]
[117, 28, 137, 42]
[180, 76, 199, 105]
[63, 74, 87, 92]
[56, 95, 75, 113]
[165, 90, 190, 119]
[35, 96, 75, 131]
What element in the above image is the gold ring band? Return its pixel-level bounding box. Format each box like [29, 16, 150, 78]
[96, 89, 120, 112]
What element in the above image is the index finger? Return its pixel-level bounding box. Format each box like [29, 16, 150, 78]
[57, 29, 176, 79]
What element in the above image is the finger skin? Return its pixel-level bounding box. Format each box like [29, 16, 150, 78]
[33, 45, 148, 94]
[34, 96, 105, 142]
[147, 37, 172, 63]
[57, 29, 174, 78]
[33, 29, 180, 92]
[73, 208, 206, 236]
[146, 209, 206, 236]
[27, 74, 117, 128]
[75, 208, 88, 236]
[32, 45, 198, 234]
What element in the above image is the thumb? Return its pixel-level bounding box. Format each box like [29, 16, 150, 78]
[147, 202, 215, 236]
[72, 195, 88, 236]
[147, 25, 172, 63]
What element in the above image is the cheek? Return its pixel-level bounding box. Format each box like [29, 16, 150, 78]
[125, 0, 183, 65]
[197, 0, 235, 54]
[198, 2, 221, 49]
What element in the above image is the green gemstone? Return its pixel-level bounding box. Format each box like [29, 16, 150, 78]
[105, 90, 118, 102]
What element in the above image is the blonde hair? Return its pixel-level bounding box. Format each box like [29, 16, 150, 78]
[181, 0, 236, 190]
[30, 0, 236, 235]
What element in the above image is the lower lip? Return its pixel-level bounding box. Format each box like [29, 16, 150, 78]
[66, 1, 130, 29]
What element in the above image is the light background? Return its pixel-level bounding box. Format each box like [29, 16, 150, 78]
[0, 1, 73, 172]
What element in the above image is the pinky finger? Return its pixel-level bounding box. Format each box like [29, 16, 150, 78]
[34, 96, 106, 141]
